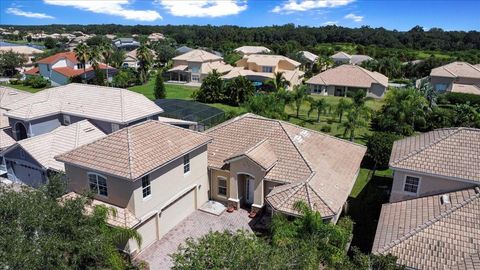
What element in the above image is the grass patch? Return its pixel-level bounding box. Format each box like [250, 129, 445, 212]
[128, 79, 197, 100]
[350, 168, 392, 198]
[2, 83, 49, 93]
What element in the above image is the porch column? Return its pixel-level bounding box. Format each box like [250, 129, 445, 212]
[228, 174, 240, 209]
[344, 86, 348, 97]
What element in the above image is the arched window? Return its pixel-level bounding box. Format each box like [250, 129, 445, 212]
[14, 122, 28, 140]
[88, 173, 108, 196]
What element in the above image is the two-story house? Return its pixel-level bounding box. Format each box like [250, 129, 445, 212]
[222, 54, 304, 88]
[430, 61, 480, 94]
[25, 51, 117, 86]
[372, 127, 480, 269]
[167, 49, 234, 84]
[56, 121, 212, 254]
[122, 48, 156, 69]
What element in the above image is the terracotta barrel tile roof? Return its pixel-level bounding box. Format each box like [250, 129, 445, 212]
[373, 187, 480, 270]
[36, 51, 79, 65]
[56, 121, 212, 180]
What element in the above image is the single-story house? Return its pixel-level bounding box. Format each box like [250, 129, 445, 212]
[175, 46, 193, 55]
[430, 61, 480, 94]
[330, 51, 373, 65]
[1, 120, 105, 187]
[234, 46, 271, 56]
[147, 33, 165, 43]
[113, 38, 140, 50]
[122, 48, 157, 69]
[298, 51, 318, 70]
[0, 45, 43, 66]
[56, 120, 212, 255]
[306, 64, 388, 98]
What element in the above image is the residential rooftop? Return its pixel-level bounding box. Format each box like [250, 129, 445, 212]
[205, 113, 366, 217]
[430, 61, 480, 79]
[234, 46, 271, 55]
[240, 54, 301, 68]
[172, 49, 222, 62]
[390, 128, 480, 183]
[56, 120, 212, 180]
[373, 187, 480, 269]
[3, 83, 163, 123]
[0, 86, 32, 128]
[306, 64, 388, 88]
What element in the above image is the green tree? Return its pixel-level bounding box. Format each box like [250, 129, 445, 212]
[154, 70, 166, 99]
[136, 44, 154, 84]
[154, 44, 176, 65]
[74, 43, 90, 82]
[290, 85, 310, 118]
[336, 98, 352, 123]
[265, 72, 290, 92]
[224, 76, 255, 105]
[419, 79, 437, 108]
[0, 51, 26, 77]
[112, 69, 136, 88]
[194, 70, 224, 103]
[366, 132, 402, 171]
[342, 91, 370, 141]
[452, 102, 480, 127]
[244, 93, 288, 120]
[100, 42, 114, 85]
[44, 37, 56, 49]
[0, 175, 141, 270]
[307, 97, 328, 122]
[111, 48, 126, 69]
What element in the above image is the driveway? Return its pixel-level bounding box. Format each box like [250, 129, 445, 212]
[136, 208, 254, 270]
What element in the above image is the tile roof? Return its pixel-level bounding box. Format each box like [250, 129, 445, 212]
[241, 54, 301, 67]
[331, 51, 351, 59]
[0, 128, 15, 151]
[300, 51, 318, 62]
[451, 83, 480, 95]
[307, 64, 388, 88]
[12, 120, 106, 171]
[125, 48, 156, 61]
[390, 128, 480, 183]
[62, 192, 140, 228]
[0, 86, 32, 108]
[206, 114, 366, 217]
[373, 187, 480, 270]
[225, 139, 278, 171]
[451, 252, 480, 270]
[56, 121, 212, 180]
[3, 83, 162, 123]
[200, 61, 234, 74]
[173, 49, 222, 62]
[24, 67, 39, 75]
[36, 51, 78, 65]
[430, 62, 480, 79]
[52, 63, 112, 78]
[350, 54, 373, 65]
[234, 46, 271, 55]
[0, 45, 43, 55]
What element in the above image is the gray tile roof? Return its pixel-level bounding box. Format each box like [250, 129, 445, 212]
[390, 128, 480, 183]
[373, 187, 480, 270]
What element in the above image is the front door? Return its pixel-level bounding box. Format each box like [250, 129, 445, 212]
[245, 177, 254, 205]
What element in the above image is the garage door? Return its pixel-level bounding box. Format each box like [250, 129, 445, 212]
[12, 163, 44, 188]
[136, 215, 157, 251]
[159, 188, 196, 237]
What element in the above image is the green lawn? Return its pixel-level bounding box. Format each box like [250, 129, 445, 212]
[128, 80, 196, 100]
[2, 83, 49, 93]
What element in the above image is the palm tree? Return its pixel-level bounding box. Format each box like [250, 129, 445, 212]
[88, 46, 102, 70]
[136, 44, 154, 84]
[307, 98, 328, 122]
[419, 79, 437, 108]
[290, 85, 310, 118]
[225, 76, 255, 105]
[265, 72, 290, 92]
[342, 104, 370, 141]
[100, 42, 114, 85]
[74, 43, 90, 83]
[335, 98, 352, 123]
[317, 55, 333, 72]
[383, 88, 430, 130]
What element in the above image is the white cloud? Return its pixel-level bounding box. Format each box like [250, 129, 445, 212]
[158, 0, 247, 17]
[6, 7, 54, 19]
[43, 0, 162, 21]
[322, 20, 338, 25]
[344, 13, 363, 22]
[272, 0, 354, 13]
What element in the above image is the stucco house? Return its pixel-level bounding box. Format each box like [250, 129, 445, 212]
[330, 51, 373, 65]
[429, 61, 480, 94]
[0, 45, 43, 67]
[122, 48, 157, 69]
[167, 49, 234, 84]
[205, 113, 366, 220]
[25, 51, 117, 86]
[1, 120, 105, 187]
[373, 187, 480, 270]
[234, 46, 271, 56]
[298, 51, 318, 70]
[113, 38, 140, 50]
[56, 120, 212, 255]
[2, 83, 163, 141]
[147, 33, 165, 43]
[306, 64, 388, 98]
[222, 54, 304, 88]
[388, 127, 480, 203]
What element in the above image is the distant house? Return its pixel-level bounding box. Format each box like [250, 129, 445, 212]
[113, 38, 140, 50]
[222, 54, 304, 88]
[234, 46, 271, 56]
[0, 45, 43, 67]
[306, 64, 388, 98]
[25, 51, 116, 86]
[56, 120, 212, 254]
[147, 33, 165, 42]
[175, 46, 193, 55]
[429, 61, 480, 95]
[298, 51, 318, 70]
[167, 49, 233, 84]
[330, 51, 373, 65]
[122, 48, 157, 69]
[388, 127, 480, 203]
[1, 120, 106, 187]
[373, 187, 480, 270]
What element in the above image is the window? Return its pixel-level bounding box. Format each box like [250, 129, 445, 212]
[218, 177, 227, 196]
[77, 63, 85, 69]
[88, 173, 108, 196]
[435, 83, 448, 92]
[142, 175, 151, 198]
[183, 154, 190, 174]
[191, 74, 200, 82]
[262, 66, 273, 73]
[111, 123, 120, 132]
[63, 115, 71, 125]
[404, 176, 420, 194]
[46, 64, 50, 71]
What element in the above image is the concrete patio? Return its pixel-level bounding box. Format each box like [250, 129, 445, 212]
[135, 208, 255, 270]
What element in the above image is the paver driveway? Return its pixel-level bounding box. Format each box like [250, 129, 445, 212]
[136, 209, 254, 270]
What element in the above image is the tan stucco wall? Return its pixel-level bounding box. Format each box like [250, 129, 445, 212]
[210, 169, 231, 202]
[228, 156, 266, 207]
[390, 169, 476, 202]
[277, 60, 296, 71]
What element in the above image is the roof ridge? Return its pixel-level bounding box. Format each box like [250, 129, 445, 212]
[391, 128, 462, 166]
[357, 65, 383, 84]
[378, 188, 480, 254]
[125, 127, 134, 179]
[443, 66, 458, 77]
[304, 174, 336, 216]
[277, 120, 314, 176]
[274, 181, 307, 210]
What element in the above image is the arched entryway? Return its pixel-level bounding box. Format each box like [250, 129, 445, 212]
[237, 173, 255, 206]
[14, 122, 28, 140]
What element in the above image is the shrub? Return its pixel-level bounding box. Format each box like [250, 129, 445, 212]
[443, 92, 480, 106]
[320, 125, 332, 133]
[366, 132, 402, 170]
[24, 76, 49, 88]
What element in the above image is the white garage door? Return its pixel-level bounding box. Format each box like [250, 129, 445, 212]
[159, 188, 196, 237]
[136, 215, 157, 251]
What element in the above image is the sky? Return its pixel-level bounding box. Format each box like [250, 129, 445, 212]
[0, 0, 479, 31]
